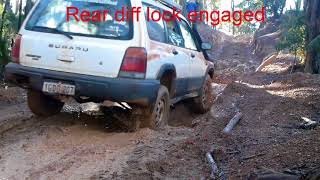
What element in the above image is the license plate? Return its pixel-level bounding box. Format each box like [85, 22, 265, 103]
[42, 82, 75, 95]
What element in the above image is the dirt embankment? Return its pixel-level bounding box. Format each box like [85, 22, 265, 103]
[131, 25, 320, 179]
[134, 72, 320, 179]
[197, 24, 262, 84]
[0, 24, 319, 179]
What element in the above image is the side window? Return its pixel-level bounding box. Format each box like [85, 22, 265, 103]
[163, 14, 184, 47]
[178, 20, 198, 50]
[143, 4, 166, 43]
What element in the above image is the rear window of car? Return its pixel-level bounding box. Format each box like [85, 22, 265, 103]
[163, 13, 184, 48]
[143, 4, 166, 43]
[25, 0, 133, 40]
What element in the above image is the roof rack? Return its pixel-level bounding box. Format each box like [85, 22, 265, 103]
[155, 0, 182, 10]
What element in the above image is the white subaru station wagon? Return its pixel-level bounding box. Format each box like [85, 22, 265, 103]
[5, 0, 215, 131]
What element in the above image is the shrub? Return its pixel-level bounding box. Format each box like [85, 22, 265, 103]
[276, 10, 305, 59]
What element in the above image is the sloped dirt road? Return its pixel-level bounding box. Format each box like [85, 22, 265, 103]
[0, 87, 208, 179]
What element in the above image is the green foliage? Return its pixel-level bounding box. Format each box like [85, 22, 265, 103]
[276, 10, 305, 57]
[0, 3, 19, 66]
[3, 12, 18, 38]
[265, 0, 286, 19]
[235, 0, 263, 34]
[237, 0, 263, 10]
[235, 22, 257, 35]
[238, 0, 286, 20]
[210, 0, 220, 10]
[0, 38, 9, 65]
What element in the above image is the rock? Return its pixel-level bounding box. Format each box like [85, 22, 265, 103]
[299, 117, 319, 130]
[256, 53, 278, 72]
[254, 31, 281, 58]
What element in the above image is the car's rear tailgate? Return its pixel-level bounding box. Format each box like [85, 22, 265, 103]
[19, 31, 138, 78]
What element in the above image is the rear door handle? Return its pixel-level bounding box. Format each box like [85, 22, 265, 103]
[172, 49, 178, 55]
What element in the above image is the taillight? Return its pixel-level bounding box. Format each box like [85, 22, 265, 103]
[119, 47, 147, 79]
[11, 34, 22, 64]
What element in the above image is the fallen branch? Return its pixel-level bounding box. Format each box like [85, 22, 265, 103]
[206, 152, 226, 180]
[226, 150, 241, 155]
[242, 153, 266, 161]
[299, 117, 319, 130]
[223, 111, 243, 134]
[256, 53, 278, 72]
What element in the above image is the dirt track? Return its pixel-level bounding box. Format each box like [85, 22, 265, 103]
[1, 34, 320, 179]
[0, 96, 204, 179]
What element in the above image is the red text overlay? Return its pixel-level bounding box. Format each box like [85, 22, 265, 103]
[66, 6, 265, 26]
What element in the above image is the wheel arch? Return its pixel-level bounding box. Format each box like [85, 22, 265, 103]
[156, 64, 177, 97]
[206, 64, 215, 79]
[199, 64, 215, 90]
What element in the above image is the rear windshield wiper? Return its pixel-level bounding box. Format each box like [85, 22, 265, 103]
[32, 26, 73, 40]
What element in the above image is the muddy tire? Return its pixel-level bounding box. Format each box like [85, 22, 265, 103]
[140, 85, 170, 130]
[191, 75, 214, 114]
[27, 90, 64, 117]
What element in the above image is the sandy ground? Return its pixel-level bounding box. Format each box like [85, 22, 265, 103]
[0, 33, 319, 179]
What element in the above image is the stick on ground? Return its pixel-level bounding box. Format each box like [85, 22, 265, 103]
[206, 152, 226, 180]
[223, 111, 243, 134]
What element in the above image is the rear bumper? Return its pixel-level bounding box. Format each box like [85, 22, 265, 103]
[5, 63, 160, 105]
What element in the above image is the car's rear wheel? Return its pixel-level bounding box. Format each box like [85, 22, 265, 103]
[140, 85, 170, 130]
[191, 74, 214, 113]
[27, 90, 64, 117]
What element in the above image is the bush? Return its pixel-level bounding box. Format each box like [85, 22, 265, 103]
[0, 38, 10, 77]
[276, 10, 305, 59]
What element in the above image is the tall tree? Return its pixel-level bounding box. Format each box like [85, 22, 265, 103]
[231, 0, 235, 35]
[264, 0, 286, 20]
[24, 0, 34, 17]
[15, 0, 19, 15]
[0, 0, 9, 38]
[295, 0, 302, 11]
[17, 0, 22, 30]
[0, 0, 10, 66]
[304, 0, 320, 73]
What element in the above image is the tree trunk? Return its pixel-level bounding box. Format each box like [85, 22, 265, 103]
[263, 0, 267, 18]
[24, 0, 34, 17]
[18, 0, 23, 30]
[271, 2, 279, 20]
[15, 0, 19, 15]
[304, 0, 320, 73]
[0, 0, 9, 38]
[279, 0, 286, 17]
[295, 0, 302, 11]
[231, 0, 235, 35]
[270, 0, 286, 21]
